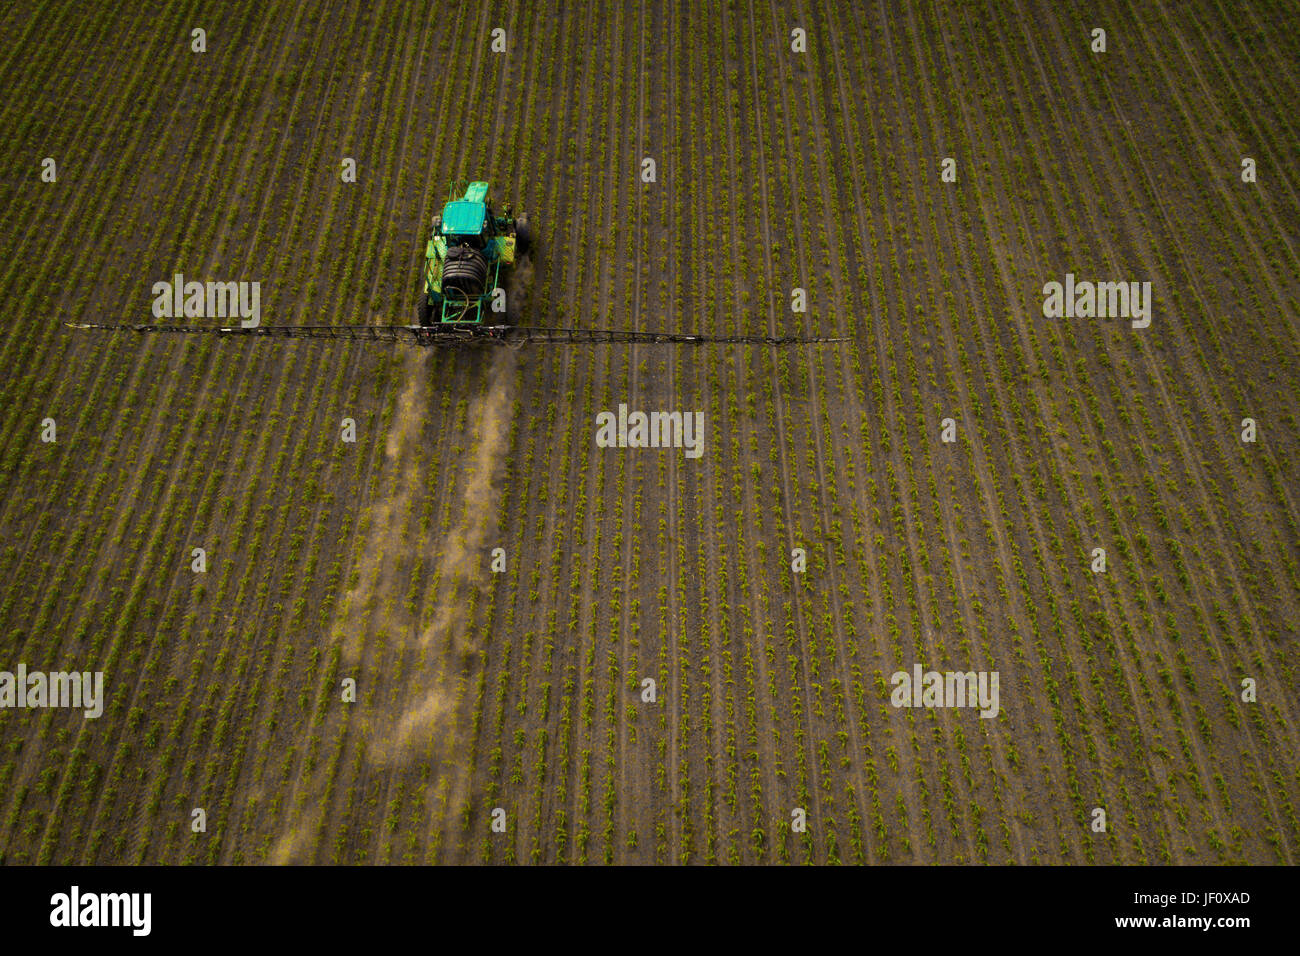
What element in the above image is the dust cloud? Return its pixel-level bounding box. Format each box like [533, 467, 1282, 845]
[336, 346, 430, 663]
[271, 344, 517, 862]
[419, 347, 516, 656]
[506, 254, 534, 319]
[378, 347, 516, 763]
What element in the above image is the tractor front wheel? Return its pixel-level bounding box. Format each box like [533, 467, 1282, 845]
[418, 292, 433, 327]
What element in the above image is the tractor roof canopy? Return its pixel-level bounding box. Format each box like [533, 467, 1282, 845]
[441, 200, 486, 236]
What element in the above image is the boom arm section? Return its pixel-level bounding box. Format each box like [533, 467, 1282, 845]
[68, 322, 849, 347]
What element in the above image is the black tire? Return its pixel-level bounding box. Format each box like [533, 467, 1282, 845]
[514, 215, 531, 255]
[418, 292, 433, 327]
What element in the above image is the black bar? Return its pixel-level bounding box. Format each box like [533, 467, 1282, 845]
[0, 864, 1288, 946]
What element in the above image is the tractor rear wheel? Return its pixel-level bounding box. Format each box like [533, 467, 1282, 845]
[418, 292, 433, 327]
[514, 215, 531, 255]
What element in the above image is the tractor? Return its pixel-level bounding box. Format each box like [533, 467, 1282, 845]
[419, 181, 531, 327]
[71, 179, 846, 347]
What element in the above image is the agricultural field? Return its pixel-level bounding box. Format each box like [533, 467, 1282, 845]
[0, 0, 1298, 867]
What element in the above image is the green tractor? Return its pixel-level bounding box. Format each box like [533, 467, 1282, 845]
[74, 180, 846, 346]
[419, 180, 531, 327]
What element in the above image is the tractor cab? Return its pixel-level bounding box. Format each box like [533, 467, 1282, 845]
[440, 197, 488, 243]
[420, 181, 530, 326]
